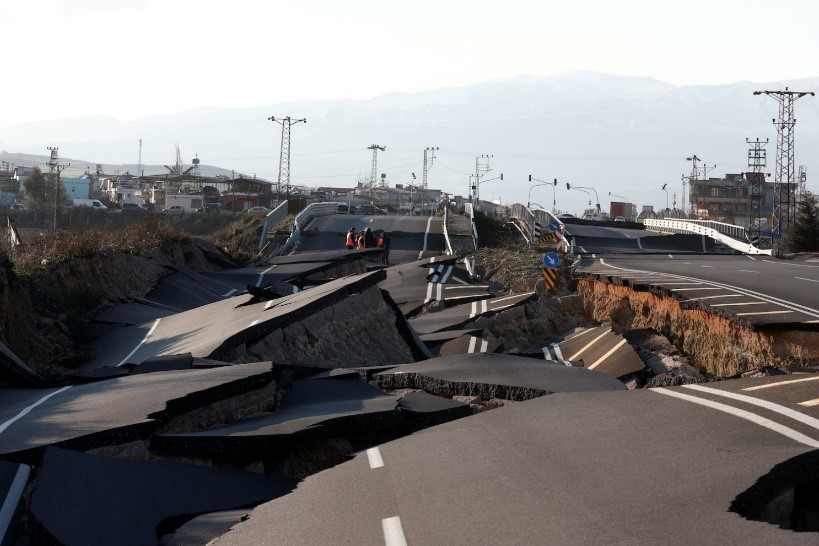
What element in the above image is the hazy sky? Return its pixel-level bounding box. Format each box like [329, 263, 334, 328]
[4, 0, 818, 126]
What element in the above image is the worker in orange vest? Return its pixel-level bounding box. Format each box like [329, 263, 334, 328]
[357, 231, 366, 250]
[346, 228, 355, 250]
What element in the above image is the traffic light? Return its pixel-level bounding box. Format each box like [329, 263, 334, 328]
[553, 178, 557, 186]
[528, 174, 532, 182]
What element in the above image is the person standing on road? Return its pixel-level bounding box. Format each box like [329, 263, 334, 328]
[364, 227, 376, 248]
[346, 227, 355, 250]
[357, 230, 366, 250]
[380, 231, 391, 264]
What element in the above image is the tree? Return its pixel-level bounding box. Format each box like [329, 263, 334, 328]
[22, 167, 66, 210]
[787, 191, 819, 253]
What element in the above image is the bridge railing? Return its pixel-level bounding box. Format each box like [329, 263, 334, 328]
[257, 201, 343, 262]
[644, 218, 773, 255]
[463, 202, 478, 248]
[509, 204, 568, 252]
[258, 200, 290, 250]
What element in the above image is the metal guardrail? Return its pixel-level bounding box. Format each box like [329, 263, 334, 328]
[258, 200, 289, 250]
[258, 201, 343, 262]
[463, 203, 478, 249]
[644, 219, 773, 255]
[509, 204, 568, 252]
[442, 207, 454, 255]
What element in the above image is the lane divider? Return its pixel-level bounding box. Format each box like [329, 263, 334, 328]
[366, 447, 384, 469]
[116, 318, 161, 367]
[0, 386, 72, 435]
[382, 516, 408, 546]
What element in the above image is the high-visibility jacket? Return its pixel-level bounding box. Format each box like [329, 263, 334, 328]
[377, 236, 384, 247]
[346, 232, 354, 247]
[357, 236, 365, 250]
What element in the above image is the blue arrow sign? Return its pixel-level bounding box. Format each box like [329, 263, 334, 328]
[548, 219, 561, 232]
[543, 251, 559, 268]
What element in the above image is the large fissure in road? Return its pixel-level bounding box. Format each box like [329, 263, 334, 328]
[577, 279, 818, 376]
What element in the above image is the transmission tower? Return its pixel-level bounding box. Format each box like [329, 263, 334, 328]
[365, 144, 386, 189]
[745, 138, 768, 247]
[422, 147, 438, 189]
[753, 88, 814, 247]
[269, 116, 307, 198]
[797, 165, 807, 205]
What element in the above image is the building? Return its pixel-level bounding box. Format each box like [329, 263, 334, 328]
[689, 173, 775, 227]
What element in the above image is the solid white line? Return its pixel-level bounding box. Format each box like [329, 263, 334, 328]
[440, 265, 454, 284]
[366, 447, 384, 469]
[683, 384, 819, 431]
[383, 516, 408, 546]
[490, 294, 527, 305]
[743, 375, 819, 391]
[653, 388, 819, 448]
[551, 343, 569, 365]
[565, 327, 599, 341]
[481, 299, 489, 314]
[424, 282, 434, 304]
[795, 277, 819, 283]
[737, 270, 758, 273]
[0, 386, 72, 435]
[221, 288, 238, 297]
[568, 330, 609, 361]
[685, 294, 744, 301]
[418, 216, 434, 260]
[588, 338, 628, 370]
[116, 318, 161, 367]
[0, 463, 30, 538]
[670, 287, 722, 291]
[480, 339, 489, 353]
[256, 265, 277, 288]
[265, 300, 276, 310]
[469, 301, 477, 319]
[468, 337, 478, 353]
[700, 265, 713, 268]
[710, 302, 766, 307]
[249, 319, 260, 326]
[800, 398, 819, 408]
[436, 283, 443, 301]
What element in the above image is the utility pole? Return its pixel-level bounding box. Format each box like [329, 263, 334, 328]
[746, 138, 768, 247]
[753, 87, 814, 249]
[367, 144, 386, 189]
[422, 147, 438, 189]
[473, 154, 492, 205]
[269, 116, 306, 199]
[47, 147, 69, 230]
[137, 138, 142, 181]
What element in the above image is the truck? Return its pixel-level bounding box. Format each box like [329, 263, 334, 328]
[609, 201, 637, 221]
[72, 198, 108, 211]
[164, 194, 204, 213]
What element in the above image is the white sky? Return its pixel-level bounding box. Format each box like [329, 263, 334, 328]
[4, 0, 819, 125]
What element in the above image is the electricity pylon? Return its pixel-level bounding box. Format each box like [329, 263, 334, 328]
[269, 116, 306, 198]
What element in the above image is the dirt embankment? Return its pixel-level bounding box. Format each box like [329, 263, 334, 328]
[577, 279, 816, 376]
[1, 240, 223, 375]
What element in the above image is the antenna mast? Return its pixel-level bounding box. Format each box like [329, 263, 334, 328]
[367, 144, 386, 189]
[422, 147, 438, 189]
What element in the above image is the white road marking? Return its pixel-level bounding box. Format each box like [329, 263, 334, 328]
[737, 270, 758, 273]
[684, 384, 819, 432]
[565, 327, 599, 341]
[670, 287, 722, 291]
[0, 386, 72, 435]
[710, 302, 767, 307]
[587, 338, 628, 370]
[418, 216, 434, 260]
[735, 310, 792, 316]
[366, 447, 384, 469]
[568, 330, 609, 361]
[551, 342, 570, 365]
[382, 516, 408, 546]
[800, 398, 819, 407]
[660, 282, 705, 286]
[249, 319, 260, 326]
[265, 300, 276, 310]
[116, 318, 161, 367]
[469, 301, 477, 319]
[668, 254, 674, 259]
[743, 375, 819, 391]
[221, 288, 238, 297]
[685, 294, 743, 301]
[0, 463, 30, 536]
[480, 339, 489, 352]
[795, 277, 819, 283]
[424, 282, 434, 303]
[700, 265, 713, 268]
[440, 265, 454, 284]
[468, 336, 478, 353]
[653, 388, 819, 448]
[256, 265, 277, 288]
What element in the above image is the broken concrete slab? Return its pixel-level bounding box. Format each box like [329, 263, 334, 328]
[557, 326, 646, 378]
[374, 353, 626, 401]
[151, 377, 401, 458]
[27, 447, 296, 546]
[160, 509, 249, 546]
[438, 335, 503, 356]
[0, 362, 275, 460]
[408, 292, 536, 334]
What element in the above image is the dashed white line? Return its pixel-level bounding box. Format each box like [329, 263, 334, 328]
[382, 516, 408, 546]
[0, 386, 72, 435]
[366, 447, 384, 469]
[737, 270, 758, 273]
[800, 398, 819, 408]
[743, 375, 819, 391]
[568, 330, 609, 361]
[795, 277, 819, 283]
[710, 302, 766, 307]
[418, 216, 434, 260]
[685, 294, 744, 301]
[735, 310, 792, 316]
[653, 388, 819, 448]
[256, 265, 277, 288]
[670, 287, 722, 291]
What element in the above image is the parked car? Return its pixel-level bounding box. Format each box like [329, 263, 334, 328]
[9, 204, 29, 211]
[163, 205, 185, 215]
[122, 203, 149, 212]
[72, 198, 108, 211]
[614, 216, 626, 222]
[556, 213, 574, 219]
[197, 203, 222, 213]
[246, 206, 269, 214]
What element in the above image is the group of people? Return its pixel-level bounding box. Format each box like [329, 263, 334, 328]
[346, 226, 391, 264]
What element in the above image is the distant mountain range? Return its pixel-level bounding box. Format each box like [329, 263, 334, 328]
[2, 71, 818, 215]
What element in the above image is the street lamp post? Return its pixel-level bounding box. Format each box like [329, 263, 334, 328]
[529, 176, 558, 210]
[662, 184, 669, 211]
